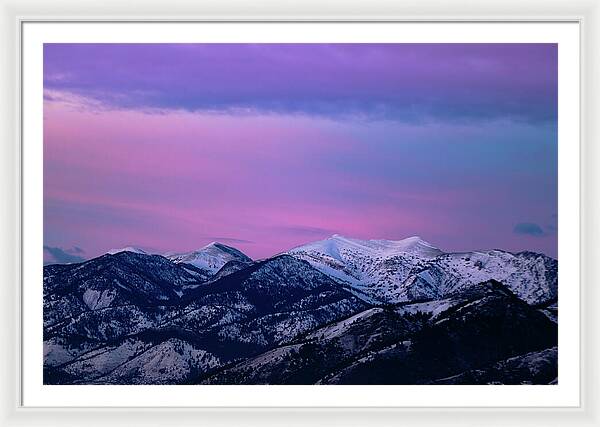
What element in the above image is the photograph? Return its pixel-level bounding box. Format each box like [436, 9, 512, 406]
[42, 43, 558, 386]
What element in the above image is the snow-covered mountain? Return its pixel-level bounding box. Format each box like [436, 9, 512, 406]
[166, 242, 252, 274]
[43, 251, 204, 329]
[43, 235, 558, 385]
[43, 252, 365, 385]
[287, 235, 557, 305]
[407, 250, 557, 306]
[287, 235, 441, 301]
[205, 280, 557, 385]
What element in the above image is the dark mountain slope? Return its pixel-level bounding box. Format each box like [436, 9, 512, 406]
[319, 281, 557, 384]
[44, 253, 366, 384]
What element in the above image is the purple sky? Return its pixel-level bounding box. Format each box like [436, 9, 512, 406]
[43, 44, 558, 262]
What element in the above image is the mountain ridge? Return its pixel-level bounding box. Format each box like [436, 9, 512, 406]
[48, 235, 557, 306]
[43, 235, 558, 385]
[286, 235, 557, 306]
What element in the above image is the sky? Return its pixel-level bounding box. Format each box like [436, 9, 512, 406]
[43, 43, 558, 262]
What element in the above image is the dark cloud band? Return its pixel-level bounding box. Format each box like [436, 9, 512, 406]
[43, 43, 557, 124]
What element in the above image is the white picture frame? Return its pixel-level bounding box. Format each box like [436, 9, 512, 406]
[1, 0, 599, 425]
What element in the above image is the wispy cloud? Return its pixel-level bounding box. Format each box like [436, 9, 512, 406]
[205, 237, 254, 245]
[43, 245, 86, 265]
[272, 225, 337, 237]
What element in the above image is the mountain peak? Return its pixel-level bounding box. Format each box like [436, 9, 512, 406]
[166, 242, 251, 273]
[293, 234, 442, 259]
[106, 246, 148, 255]
[200, 241, 219, 250]
[201, 241, 238, 251]
[329, 234, 428, 245]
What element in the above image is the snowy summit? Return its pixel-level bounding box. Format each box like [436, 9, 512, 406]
[166, 242, 252, 273]
[106, 246, 149, 255]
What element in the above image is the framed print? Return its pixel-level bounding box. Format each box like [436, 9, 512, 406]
[1, 0, 599, 426]
[26, 20, 579, 405]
